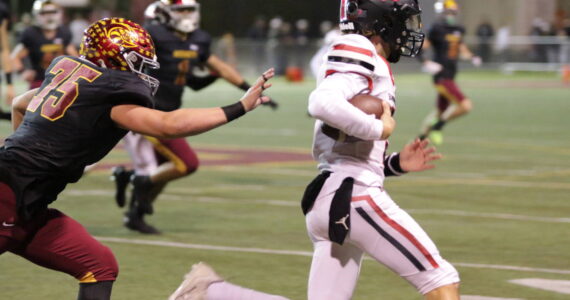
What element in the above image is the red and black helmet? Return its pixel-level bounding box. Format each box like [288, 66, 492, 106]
[79, 18, 160, 94]
[340, 0, 425, 63]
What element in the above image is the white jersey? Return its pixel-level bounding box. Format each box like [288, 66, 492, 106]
[308, 34, 396, 187]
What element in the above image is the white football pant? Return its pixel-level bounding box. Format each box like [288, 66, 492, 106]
[305, 173, 460, 300]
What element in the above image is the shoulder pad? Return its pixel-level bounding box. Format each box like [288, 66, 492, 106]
[324, 34, 377, 76]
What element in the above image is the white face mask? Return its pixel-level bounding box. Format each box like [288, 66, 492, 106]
[169, 5, 200, 33]
[36, 5, 62, 30]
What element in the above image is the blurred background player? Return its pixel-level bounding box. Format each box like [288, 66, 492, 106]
[1, 17, 274, 300]
[418, 0, 481, 145]
[113, 0, 278, 234]
[0, 0, 11, 120]
[10, 0, 78, 94]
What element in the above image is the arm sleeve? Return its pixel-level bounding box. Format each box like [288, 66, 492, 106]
[308, 72, 384, 141]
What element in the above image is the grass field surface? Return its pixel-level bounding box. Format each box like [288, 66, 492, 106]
[0, 71, 569, 299]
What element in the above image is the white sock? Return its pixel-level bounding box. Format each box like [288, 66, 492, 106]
[206, 281, 289, 300]
[440, 104, 458, 122]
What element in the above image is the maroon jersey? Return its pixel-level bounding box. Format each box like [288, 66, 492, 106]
[0, 55, 153, 218]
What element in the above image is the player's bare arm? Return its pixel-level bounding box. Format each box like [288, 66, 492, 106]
[66, 44, 79, 57]
[1, 18, 13, 103]
[10, 44, 28, 72]
[111, 69, 274, 138]
[11, 88, 38, 131]
[206, 54, 245, 86]
[460, 43, 482, 66]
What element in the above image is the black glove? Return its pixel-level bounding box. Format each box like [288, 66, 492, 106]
[262, 97, 279, 110]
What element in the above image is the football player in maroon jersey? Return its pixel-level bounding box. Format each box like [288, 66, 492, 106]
[1, 17, 273, 300]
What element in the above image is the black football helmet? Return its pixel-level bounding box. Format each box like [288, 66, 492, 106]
[340, 0, 424, 63]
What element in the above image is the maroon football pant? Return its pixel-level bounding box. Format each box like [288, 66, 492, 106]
[0, 183, 118, 283]
[435, 79, 467, 112]
[150, 136, 200, 175]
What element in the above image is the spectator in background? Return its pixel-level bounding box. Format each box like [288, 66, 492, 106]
[247, 16, 267, 73]
[292, 19, 310, 70]
[0, 0, 11, 120]
[215, 32, 237, 67]
[476, 19, 494, 62]
[529, 18, 550, 63]
[494, 22, 510, 63]
[69, 13, 89, 47]
[309, 21, 341, 77]
[13, 13, 33, 42]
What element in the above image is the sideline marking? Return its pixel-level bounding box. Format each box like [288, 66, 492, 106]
[96, 237, 570, 275]
[509, 278, 570, 295]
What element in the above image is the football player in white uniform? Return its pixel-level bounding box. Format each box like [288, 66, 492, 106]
[304, 0, 460, 299]
[169, 1, 459, 299]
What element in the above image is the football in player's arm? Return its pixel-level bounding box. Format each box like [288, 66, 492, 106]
[1, 18, 273, 300]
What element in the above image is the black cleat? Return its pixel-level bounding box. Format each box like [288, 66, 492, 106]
[111, 166, 134, 208]
[124, 213, 161, 235]
[132, 175, 154, 215]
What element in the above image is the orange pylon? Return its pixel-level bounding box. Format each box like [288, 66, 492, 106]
[563, 65, 570, 85]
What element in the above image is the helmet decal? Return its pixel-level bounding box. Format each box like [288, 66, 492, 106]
[80, 18, 160, 94]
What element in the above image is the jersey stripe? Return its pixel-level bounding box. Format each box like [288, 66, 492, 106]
[328, 56, 375, 72]
[353, 195, 440, 269]
[355, 207, 427, 271]
[333, 44, 374, 57]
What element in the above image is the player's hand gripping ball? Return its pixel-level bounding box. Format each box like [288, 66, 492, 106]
[321, 94, 388, 142]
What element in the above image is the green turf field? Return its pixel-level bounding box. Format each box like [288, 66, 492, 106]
[0, 71, 569, 299]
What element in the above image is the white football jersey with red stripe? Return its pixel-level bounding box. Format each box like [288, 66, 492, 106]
[309, 33, 396, 187]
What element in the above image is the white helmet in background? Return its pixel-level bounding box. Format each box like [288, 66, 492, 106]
[32, 0, 62, 30]
[159, 0, 200, 33]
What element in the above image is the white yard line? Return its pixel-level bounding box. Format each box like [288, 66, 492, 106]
[408, 209, 570, 224]
[509, 278, 570, 294]
[96, 237, 570, 275]
[63, 189, 569, 223]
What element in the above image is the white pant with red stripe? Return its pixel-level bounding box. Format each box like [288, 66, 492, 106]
[305, 172, 459, 300]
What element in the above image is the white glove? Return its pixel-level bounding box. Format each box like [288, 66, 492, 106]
[471, 56, 482, 67]
[422, 61, 443, 75]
